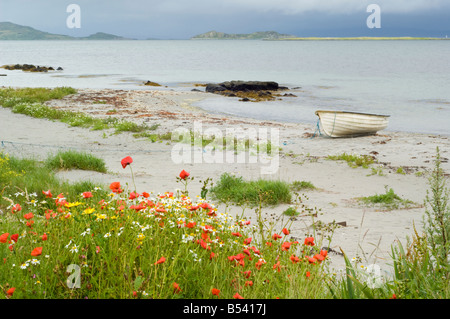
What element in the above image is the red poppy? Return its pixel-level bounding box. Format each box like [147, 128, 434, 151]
[255, 259, 265, 270]
[121, 156, 133, 169]
[243, 270, 252, 278]
[26, 220, 34, 228]
[0, 233, 9, 243]
[245, 281, 253, 287]
[306, 271, 311, 278]
[211, 288, 220, 298]
[290, 255, 300, 264]
[320, 249, 328, 258]
[11, 234, 19, 243]
[244, 237, 252, 245]
[23, 213, 34, 220]
[96, 246, 101, 254]
[272, 233, 282, 240]
[209, 252, 216, 260]
[31, 247, 42, 257]
[281, 242, 292, 251]
[173, 282, 182, 294]
[232, 232, 242, 237]
[282, 228, 290, 236]
[273, 261, 281, 272]
[186, 221, 196, 228]
[42, 190, 52, 198]
[179, 169, 190, 180]
[233, 293, 244, 299]
[7, 287, 15, 296]
[82, 192, 93, 199]
[41, 233, 48, 241]
[307, 256, 317, 264]
[304, 237, 315, 246]
[154, 256, 166, 265]
[109, 182, 123, 194]
[11, 204, 22, 214]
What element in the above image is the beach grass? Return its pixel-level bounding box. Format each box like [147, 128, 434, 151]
[210, 173, 292, 207]
[358, 187, 416, 210]
[326, 153, 375, 169]
[45, 150, 107, 173]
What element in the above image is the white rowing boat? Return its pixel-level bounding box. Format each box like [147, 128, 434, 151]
[315, 110, 390, 137]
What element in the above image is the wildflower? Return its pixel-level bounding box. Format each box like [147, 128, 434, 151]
[41, 233, 48, 241]
[307, 256, 317, 264]
[245, 281, 253, 287]
[11, 234, 19, 243]
[233, 293, 244, 299]
[255, 259, 266, 270]
[96, 246, 101, 254]
[272, 233, 282, 240]
[243, 237, 252, 245]
[121, 156, 133, 169]
[231, 232, 242, 237]
[173, 282, 182, 294]
[304, 237, 315, 246]
[290, 255, 300, 264]
[179, 169, 190, 180]
[154, 256, 166, 265]
[306, 271, 311, 278]
[211, 288, 220, 298]
[30, 259, 40, 265]
[273, 261, 281, 272]
[109, 182, 123, 194]
[104, 232, 111, 238]
[42, 190, 52, 198]
[26, 220, 34, 228]
[11, 203, 22, 213]
[243, 270, 252, 278]
[31, 247, 42, 257]
[20, 262, 29, 269]
[282, 228, 290, 236]
[23, 212, 34, 220]
[7, 287, 15, 296]
[0, 233, 9, 243]
[82, 192, 93, 199]
[81, 228, 91, 236]
[69, 244, 78, 254]
[281, 241, 292, 251]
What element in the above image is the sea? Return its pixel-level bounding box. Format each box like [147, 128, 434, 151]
[1, 39, 449, 135]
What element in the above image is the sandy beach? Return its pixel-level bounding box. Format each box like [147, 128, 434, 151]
[1, 87, 449, 274]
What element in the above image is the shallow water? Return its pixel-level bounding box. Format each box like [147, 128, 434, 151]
[1, 39, 449, 135]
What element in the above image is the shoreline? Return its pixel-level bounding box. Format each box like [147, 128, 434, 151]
[1, 86, 449, 273]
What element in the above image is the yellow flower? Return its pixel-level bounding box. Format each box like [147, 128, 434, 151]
[65, 202, 82, 208]
[82, 208, 95, 215]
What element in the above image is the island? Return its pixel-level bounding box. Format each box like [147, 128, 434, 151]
[0, 22, 129, 40]
[190, 30, 297, 40]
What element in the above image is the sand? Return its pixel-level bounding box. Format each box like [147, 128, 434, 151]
[1, 87, 449, 275]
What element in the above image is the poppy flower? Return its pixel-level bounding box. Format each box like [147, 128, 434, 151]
[11, 234, 19, 243]
[96, 246, 101, 254]
[273, 261, 281, 272]
[209, 252, 216, 260]
[82, 192, 93, 199]
[42, 190, 52, 198]
[290, 255, 300, 264]
[31, 247, 43, 257]
[173, 282, 182, 294]
[243, 270, 252, 278]
[186, 221, 196, 228]
[307, 256, 317, 264]
[11, 204, 21, 213]
[109, 182, 123, 194]
[282, 228, 290, 236]
[23, 213, 34, 220]
[41, 233, 48, 241]
[0, 233, 9, 243]
[304, 237, 315, 246]
[243, 237, 252, 245]
[231, 232, 242, 237]
[179, 169, 190, 180]
[233, 293, 244, 299]
[211, 288, 220, 298]
[7, 287, 15, 296]
[281, 241, 292, 251]
[272, 233, 282, 240]
[121, 156, 133, 169]
[306, 271, 311, 278]
[245, 281, 253, 287]
[154, 256, 166, 265]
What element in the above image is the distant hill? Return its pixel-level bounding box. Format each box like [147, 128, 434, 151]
[0, 22, 129, 40]
[191, 30, 297, 40]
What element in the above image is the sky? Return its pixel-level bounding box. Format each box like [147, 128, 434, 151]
[1, 0, 450, 39]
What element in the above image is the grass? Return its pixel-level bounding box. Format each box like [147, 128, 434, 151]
[0, 87, 159, 136]
[0, 152, 107, 208]
[358, 187, 416, 210]
[327, 153, 375, 169]
[45, 150, 107, 173]
[290, 181, 316, 192]
[210, 173, 292, 207]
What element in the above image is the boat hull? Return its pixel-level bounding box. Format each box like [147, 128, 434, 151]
[315, 110, 390, 137]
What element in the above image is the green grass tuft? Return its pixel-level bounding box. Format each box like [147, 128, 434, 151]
[45, 150, 107, 173]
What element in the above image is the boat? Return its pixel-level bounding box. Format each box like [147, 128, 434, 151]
[314, 110, 390, 137]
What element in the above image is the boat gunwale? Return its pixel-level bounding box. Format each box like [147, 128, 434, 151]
[315, 110, 390, 118]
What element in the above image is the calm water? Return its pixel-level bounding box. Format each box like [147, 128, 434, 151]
[1, 40, 449, 135]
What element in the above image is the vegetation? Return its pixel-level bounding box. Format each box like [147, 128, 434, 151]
[327, 153, 375, 169]
[358, 187, 416, 210]
[210, 173, 292, 207]
[45, 150, 107, 173]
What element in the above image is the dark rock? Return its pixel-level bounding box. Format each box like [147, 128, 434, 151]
[206, 80, 280, 93]
[144, 80, 162, 87]
[57, 67, 63, 71]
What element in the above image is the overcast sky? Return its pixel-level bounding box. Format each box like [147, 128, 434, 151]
[1, 0, 450, 39]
